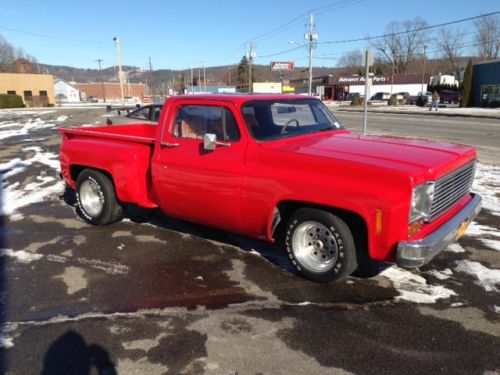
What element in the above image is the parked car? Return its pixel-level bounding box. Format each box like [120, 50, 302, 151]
[408, 92, 432, 106]
[370, 92, 391, 101]
[439, 90, 460, 104]
[59, 94, 481, 283]
[391, 92, 410, 104]
[106, 104, 163, 125]
[482, 93, 500, 108]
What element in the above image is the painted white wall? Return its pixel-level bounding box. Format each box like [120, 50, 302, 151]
[54, 80, 81, 102]
[349, 83, 428, 96]
[430, 75, 458, 86]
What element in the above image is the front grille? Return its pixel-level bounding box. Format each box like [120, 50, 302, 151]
[430, 161, 476, 219]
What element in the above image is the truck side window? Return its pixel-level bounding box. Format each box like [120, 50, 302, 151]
[170, 105, 240, 141]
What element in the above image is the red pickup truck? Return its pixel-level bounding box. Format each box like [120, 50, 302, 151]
[59, 94, 481, 283]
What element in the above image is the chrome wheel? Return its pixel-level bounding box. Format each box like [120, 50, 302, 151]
[79, 178, 104, 217]
[292, 221, 338, 272]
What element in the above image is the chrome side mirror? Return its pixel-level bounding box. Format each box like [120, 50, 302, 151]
[204, 133, 217, 151]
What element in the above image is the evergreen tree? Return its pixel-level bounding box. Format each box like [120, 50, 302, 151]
[237, 56, 250, 86]
[460, 59, 473, 107]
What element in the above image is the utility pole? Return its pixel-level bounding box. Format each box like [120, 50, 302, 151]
[203, 63, 207, 92]
[305, 13, 318, 96]
[113, 36, 125, 106]
[95, 59, 106, 103]
[149, 57, 156, 101]
[190, 67, 194, 94]
[198, 69, 201, 92]
[247, 42, 256, 93]
[421, 45, 427, 95]
[362, 48, 373, 135]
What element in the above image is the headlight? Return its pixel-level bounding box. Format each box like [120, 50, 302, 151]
[410, 182, 435, 222]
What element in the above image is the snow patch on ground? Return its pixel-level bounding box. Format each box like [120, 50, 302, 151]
[1, 146, 64, 218]
[0, 334, 14, 349]
[473, 163, 500, 217]
[426, 268, 453, 280]
[481, 239, 500, 252]
[381, 266, 457, 303]
[55, 115, 69, 122]
[0, 118, 56, 140]
[455, 260, 500, 293]
[0, 249, 44, 263]
[0, 248, 129, 275]
[447, 243, 466, 253]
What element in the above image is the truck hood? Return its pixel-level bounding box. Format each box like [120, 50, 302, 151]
[261, 132, 476, 178]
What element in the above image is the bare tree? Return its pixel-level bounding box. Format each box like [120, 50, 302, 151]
[439, 27, 464, 77]
[0, 34, 15, 72]
[337, 50, 363, 68]
[474, 14, 500, 60]
[371, 17, 429, 75]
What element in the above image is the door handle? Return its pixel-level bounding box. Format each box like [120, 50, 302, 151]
[161, 142, 180, 148]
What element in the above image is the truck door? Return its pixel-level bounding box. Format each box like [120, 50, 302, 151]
[152, 101, 245, 232]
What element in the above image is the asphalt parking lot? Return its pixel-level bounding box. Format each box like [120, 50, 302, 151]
[0, 107, 499, 374]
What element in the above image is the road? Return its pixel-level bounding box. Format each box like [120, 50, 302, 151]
[0, 107, 499, 374]
[334, 110, 500, 165]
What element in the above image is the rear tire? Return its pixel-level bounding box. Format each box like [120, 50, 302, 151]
[76, 169, 124, 225]
[285, 208, 357, 283]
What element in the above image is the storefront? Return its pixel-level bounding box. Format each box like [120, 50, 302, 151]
[473, 60, 500, 107]
[290, 74, 430, 101]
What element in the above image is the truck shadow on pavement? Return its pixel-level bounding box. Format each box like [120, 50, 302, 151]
[62, 187, 389, 282]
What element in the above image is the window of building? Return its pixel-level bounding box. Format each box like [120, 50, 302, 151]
[7, 90, 16, 95]
[24, 91, 33, 101]
[481, 85, 500, 107]
[39, 90, 48, 97]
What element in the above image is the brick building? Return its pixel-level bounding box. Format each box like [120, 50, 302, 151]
[75, 82, 146, 102]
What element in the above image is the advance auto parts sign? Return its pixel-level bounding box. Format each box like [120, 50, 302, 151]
[271, 62, 294, 71]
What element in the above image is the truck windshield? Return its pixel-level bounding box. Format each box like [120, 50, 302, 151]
[242, 99, 343, 141]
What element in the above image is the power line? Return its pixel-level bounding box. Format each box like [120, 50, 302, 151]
[319, 11, 500, 45]
[255, 12, 498, 64]
[0, 25, 105, 44]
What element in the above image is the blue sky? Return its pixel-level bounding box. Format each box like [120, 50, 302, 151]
[1, 0, 499, 70]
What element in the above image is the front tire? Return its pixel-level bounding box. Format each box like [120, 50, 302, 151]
[76, 169, 124, 225]
[285, 208, 357, 283]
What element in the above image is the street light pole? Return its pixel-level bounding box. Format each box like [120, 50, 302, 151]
[95, 59, 106, 103]
[113, 36, 125, 106]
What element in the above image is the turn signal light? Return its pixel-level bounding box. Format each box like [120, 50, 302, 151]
[375, 209, 383, 235]
[408, 220, 423, 237]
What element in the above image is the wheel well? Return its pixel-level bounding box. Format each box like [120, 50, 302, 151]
[70, 165, 115, 187]
[274, 201, 368, 258]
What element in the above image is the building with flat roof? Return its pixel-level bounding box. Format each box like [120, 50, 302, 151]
[0, 73, 55, 107]
[75, 82, 146, 102]
[290, 74, 431, 100]
[472, 60, 500, 107]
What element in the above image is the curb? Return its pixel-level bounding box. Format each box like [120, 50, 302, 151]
[330, 106, 500, 120]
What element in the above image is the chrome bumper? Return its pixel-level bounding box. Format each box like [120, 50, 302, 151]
[396, 194, 482, 268]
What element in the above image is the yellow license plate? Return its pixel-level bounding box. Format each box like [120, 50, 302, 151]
[456, 221, 469, 240]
